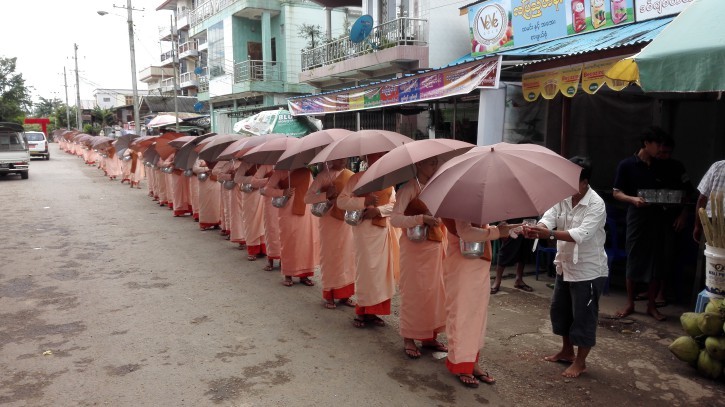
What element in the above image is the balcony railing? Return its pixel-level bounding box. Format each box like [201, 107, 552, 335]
[179, 72, 199, 87]
[178, 40, 198, 58]
[301, 17, 428, 71]
[190, 0, 239, 27]
[234, 60, 282, 83]
[160, 50, 174, 64]
[198, 75, 209, 92]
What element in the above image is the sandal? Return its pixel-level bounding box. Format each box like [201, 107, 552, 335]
[474, 371, 496, 384]
[404, 344, 421, 359]
[421, 341, 448, 352]
[457, 374, 479, 388]
[490, 285, 500, 295]
[365, 315, 385, 327]
[352, 317, 366, 328]
[514, 283, 534, 292]
[282, 279, 294, 287]
[338, 298, 357, 307]
[247, 255, 257, 261]
[324, 301, 336, 309]
[300, 278, 315, 286]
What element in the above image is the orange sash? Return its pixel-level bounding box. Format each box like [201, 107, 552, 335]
[441, 218, 492, 261]
[280, 169, 312, 216]
[404, 198, 444, 242]
[370, 187, 393, 228]
[331, 169, 354, 221]
[130, 153, 137, 173]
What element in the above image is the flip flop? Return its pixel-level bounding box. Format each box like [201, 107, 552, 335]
[338, 298, 357, 307]
[282, 279, 294, 287]
[300, 278, 315, 286]
[421, 342, 448, 352]
[324, 301, 336, 309]
[490, 286, 500, 294]
[474, 371, 496, 384]
[404, 345, 421, 359]
[457, 374, 479, 388]
[365, 315, 386, 327]
[352, 317, 366, 328]
[514, 283, 534, 292]
[543, 355, 574, 364]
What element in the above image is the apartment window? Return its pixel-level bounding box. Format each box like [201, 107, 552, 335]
[208, 22, 225, 78]
[103, 97, 111, 102]
[125, 96, 133, 106]
[271, 38, 276, 64]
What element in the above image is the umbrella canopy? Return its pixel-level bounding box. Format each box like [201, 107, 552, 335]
[147, 114, 181, 128]
[233, 109, 321, 137]
[129, 136, 157, 151]
[173, 133, 217, 170]
[353, 139, 474, 195]
[241, 137, 299, 165]
[168, 135, 197, 149]
[276, 129, 354, 170]
[113, 133, 139, 157]
[155, 138, 178, 160]
[606, 0, 725, 92]
[418, 143, 582, 225]
[143, 146, 160, 166]
[216, 133, 283, 161]
[91, 136, 114, 149]
[310, 129, 413, 164]
[197, 134, 245, 162]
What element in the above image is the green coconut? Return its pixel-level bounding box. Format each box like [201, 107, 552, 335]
[697, 350, 723, 380]
[705, 336, 725, 361]
[698, 312, 725, 336]
[669, 336, 701, 364]
[705, 298, 724, 315]
[681, 312, 704, 337]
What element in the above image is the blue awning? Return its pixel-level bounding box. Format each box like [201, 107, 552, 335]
[445, 16, 675, 68]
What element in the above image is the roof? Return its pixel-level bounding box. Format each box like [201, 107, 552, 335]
[141, 95, 206, 113]
[446, 16, 675, 68]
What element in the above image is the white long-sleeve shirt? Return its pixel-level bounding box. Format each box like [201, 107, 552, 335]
[539, 187, 609, 282]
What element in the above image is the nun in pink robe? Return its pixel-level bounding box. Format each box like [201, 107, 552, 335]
[236, 163, 267, 261]
[253, 165, 281, 270]
[336, 153, 400, 328]
[130, 150, 144, 189]
[304, 160, 356, 309]
[262, 169, 320, 286]
[222, 161, 246, 248]
[120, 150, 132, 184]
[159, 155, 176, 211]
[213, 160, 234, 237]
[190, 173, 200, 221]
[390, 162, 447, 358]
[441, 220, 512, 388]
[193, 159, 221, 230]
[154, 166, 168, 206]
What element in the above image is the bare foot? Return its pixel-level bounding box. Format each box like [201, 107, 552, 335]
[324, 301, 336, 309]
[646, 307, 667, 321]
[338, 298, 356, 307]
[472, 367, 496, 384]
[561, 362, 587, 378]
[404, 339, 421, 359]
[614, 306, 634, 319]
[544, 351, 575, 364]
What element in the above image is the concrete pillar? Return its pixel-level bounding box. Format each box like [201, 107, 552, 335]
[261, 11, 272, 61]
[325, 8, 332, 41]
[476, 87, 506, 146]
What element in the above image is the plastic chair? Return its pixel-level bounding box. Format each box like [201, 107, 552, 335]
[604, 216, 627, 295]
[535, 243, 557, 280]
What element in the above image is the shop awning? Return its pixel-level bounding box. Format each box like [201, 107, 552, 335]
[287, 56, 501, 116]
[607, 0, 725, 93]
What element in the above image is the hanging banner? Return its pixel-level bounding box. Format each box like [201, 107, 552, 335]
[523, 65, 582, 100]
[288, 57, 501, 116]
[582, 57, 630, 93]
[466, 0, 636, 57]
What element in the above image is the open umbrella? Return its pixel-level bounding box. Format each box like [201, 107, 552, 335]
[147, 114, 181, 128]
[113, 133, 139, 157]
[91, 136, 114, 149]
[232, 108, 321, 137]
[173, 133, 217, 170]
[353, 139, 474, 195]
[241, 137, 299, 165]
[216, 133, 282, 161]
[275, 129, 353, 171]
[310, 129, 413, 165]
[419, 143, 582, 225]
[606, 0, 725, 92]
[155, 138, 179, 160]
[168, 135, 197, 149]
[197, 134, 245, 162]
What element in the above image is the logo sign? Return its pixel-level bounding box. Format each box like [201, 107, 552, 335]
[473, 3, 508, 46]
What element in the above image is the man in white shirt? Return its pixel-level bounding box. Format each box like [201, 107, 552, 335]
[524, 157, 608, 378]
[693, 160, 725, 243]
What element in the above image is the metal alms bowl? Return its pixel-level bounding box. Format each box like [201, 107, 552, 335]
[310, 201, 332, 217]
[222, 180, 236, 190]
[406, 224, 429, 242]
[183, 169, 193, 177]
[344, 209, 364, 226]
[122, 155, 132, 162]
[460, 240, 485, 259]
[271, 195, 290, 208]
[197, 172, 209, 181]
[240, 183, 255, 193]
[162, 166, 174, 174]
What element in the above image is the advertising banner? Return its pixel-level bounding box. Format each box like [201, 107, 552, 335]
[468, 0, 636, 57]
[288, 57, 501, 116]
[635, 0, 694, 21]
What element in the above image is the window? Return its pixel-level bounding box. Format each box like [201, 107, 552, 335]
[208, 22, 225, 78]
[125, 96, 133, 106]
[103, 97, 111, 102]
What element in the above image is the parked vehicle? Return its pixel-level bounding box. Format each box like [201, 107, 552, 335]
[26, 131, 50, 160]
[0, 122, 30, 179]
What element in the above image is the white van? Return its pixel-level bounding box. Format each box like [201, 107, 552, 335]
[26, 131, 50, 160]
[0, 122, 30, 179]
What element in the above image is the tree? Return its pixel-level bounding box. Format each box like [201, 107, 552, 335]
[91, 105, 115, 127]
[298, 24, 323, 50]
[0, 57, 32, 123]
[34, 96, 63, 118]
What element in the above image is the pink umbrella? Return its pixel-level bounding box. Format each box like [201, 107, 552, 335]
[215, 134, 284, 161]
[309, 129, 413, 164]
[241, 137, 300, 165]
[353, 138, 474, 195]
[232, 134, 287, 159]
[168, 135, 197, 149]
[197, 134, 245, 162]
[419, 143, 582, 225]
[173, 133, 217, 169]
[275, 129, 354, 170]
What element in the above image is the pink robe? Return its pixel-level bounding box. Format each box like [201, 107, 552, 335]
[390, 181, 446, 340]
[194, 160, 221, 229]
[190, 175, 200, 220]
[443, 221, 500, 375]
[171, 172, 193, 216]
[265, 170, 320, 278]
[236, 164, 266, 254]
[304, 167, 356, 300]
[131, 152, 145, 187]
[337, 171, 399, 315]
[220, 161, 245, 245]
[213, 161, 233, 235]
[154, 168, 168, 205]
[120, 155, 132, 182]
[256, 165, 281, 259]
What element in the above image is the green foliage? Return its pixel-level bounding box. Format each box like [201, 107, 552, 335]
[0, 57, 32, 123]
[298, 23, 323, 50]
[83, 123, 94, 135]
[33, 96, 63, 118]
[91, 106, 115, 127]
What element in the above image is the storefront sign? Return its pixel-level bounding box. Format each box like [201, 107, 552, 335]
[634, 0, 694, 21]
[468, 0, 636, 57]
[288, 57, 501, 116]
[523, 57, 632, 101]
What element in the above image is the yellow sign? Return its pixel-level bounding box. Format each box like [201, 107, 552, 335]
[582, 58, 631, 94]
[522, 65, 581, 101]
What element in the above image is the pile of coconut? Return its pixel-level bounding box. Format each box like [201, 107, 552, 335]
[669, 298, 725, 380]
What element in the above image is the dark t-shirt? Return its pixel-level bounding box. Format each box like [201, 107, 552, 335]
[613, 153, 687, 196]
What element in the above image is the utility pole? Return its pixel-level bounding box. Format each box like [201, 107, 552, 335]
[74, 43, 82, 130]
[125, 0, 141, 134]
[171, 15, 180, 132]
[63, 67, 71, 129]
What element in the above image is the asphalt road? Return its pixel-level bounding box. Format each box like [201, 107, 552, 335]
[1, 144, 722, 406]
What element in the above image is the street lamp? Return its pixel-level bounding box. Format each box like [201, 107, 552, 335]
[98, 0, 141, 135]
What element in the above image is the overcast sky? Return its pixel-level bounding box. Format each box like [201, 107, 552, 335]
[1, 0, 172, 107]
